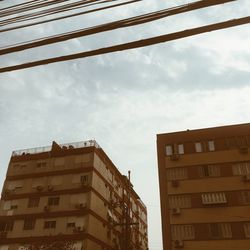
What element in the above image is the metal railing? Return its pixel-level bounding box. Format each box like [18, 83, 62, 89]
[12, 139, 100, 156]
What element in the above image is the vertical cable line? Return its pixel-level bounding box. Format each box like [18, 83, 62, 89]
[0, 0, 237, 55]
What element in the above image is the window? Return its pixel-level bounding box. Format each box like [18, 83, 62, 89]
[232, 162, 250, 175]
[80, 175, 88, 184]
[168, 195, 191, 209]
[107, 170, 113, 183]
[199, 165, 220, 177]
[28, 197, 40, 208]
[208, 140, 215, 151]
[37, 162, 46, 168]
[243, 223, 250, 238]
[23, 219, 35, 230]
[166, 145, 173, 156]
[67, 222, 75, 228]
[171, 225, 195, 240]
[209, 224, 220, 238]
[167, 168, 188, 180]
[226, 137, 237, 148]
[48, 197, 60, 206]
[209, 223, 232, 238]
[44, 221, 56, 229]
[178, 144, 184, 154]
[240, 191, 250, 204]
[195, 142, 202, 152]
[237, 136, 249, 147]
[0, 221, 14, 232]
[202, 192, 227, 205]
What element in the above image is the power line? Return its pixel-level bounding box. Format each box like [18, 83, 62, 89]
[0, 0, 141, 33]
[0, 0, 109, 25]
[0, 16, 249, 73]
[0, 0, 70, 18]
[0, 0, 52, 13]
[0, 0, 236, 55]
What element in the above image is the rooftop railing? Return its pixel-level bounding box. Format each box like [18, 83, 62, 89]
[12, 140, 100, 156]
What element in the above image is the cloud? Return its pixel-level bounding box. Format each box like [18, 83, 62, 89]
[0, 1, 250, 249]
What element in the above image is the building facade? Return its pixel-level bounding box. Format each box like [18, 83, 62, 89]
[0, 140, 148, 250]
[157, 123, 250, 250]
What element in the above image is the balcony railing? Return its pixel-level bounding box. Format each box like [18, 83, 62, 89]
[12, 140, 100, 156]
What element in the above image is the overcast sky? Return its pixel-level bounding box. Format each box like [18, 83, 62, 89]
[0, 0, 250, 249]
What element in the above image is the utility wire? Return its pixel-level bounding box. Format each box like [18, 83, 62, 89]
[0, 0, 111, 25]
[0, 16, 249, 73]
[0, 0, 236, 55]
[0, 0, 50, 13]
[0, 0, 70, 18]
[0, 0, 141, 33]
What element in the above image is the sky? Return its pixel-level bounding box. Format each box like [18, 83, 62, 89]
[0, 0, 250, 249]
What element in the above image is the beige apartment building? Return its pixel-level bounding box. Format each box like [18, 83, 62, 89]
[0, 140, 148, 250]
[157, 123, 250, 250]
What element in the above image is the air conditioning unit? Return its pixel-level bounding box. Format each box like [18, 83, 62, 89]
[73, 226, 86, 233]
[48, 185, 54, 191]
[171, 180, 179, 187]
[4, 189, 11, 195]
[36, 186, 43, 191]
[170, 154, 180, 161]
[172, 207, 181, 215]
[44, 205, 50, 212]
[243, 174, 250, 181]
[239, 147, 248, 154]
[75, 203, 87, 209]
[174, 240, 184, 248]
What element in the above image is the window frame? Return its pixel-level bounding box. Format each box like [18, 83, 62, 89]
[23, 219, 35, 230]
[208, 140, 215, 151]
[44, 220, 56, 229]
[166, 145, 173, 156]
[195, 142, 203, 153]
[48, 196, 60, 206]
[28, 197, 40, 208]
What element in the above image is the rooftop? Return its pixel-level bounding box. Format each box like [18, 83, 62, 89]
[12, 140, 101, 157]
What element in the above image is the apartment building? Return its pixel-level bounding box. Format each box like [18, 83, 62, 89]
[157, 123, 250, 250]
[0, 140, 148, 250]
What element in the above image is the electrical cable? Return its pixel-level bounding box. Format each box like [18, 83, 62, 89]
[0, 0, 236, 55]
[0, 16, 249, 73]
[0, 0, 140, 33]
[0, 0, 70, 18]
[0, 0, 110, 25]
